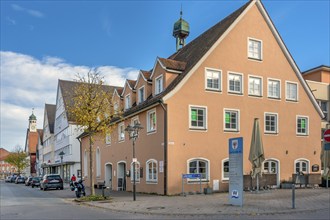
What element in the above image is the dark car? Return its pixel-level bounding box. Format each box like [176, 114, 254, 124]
[31, 177, 42, 188]
[40, 174, 63, 191]
[10, 175, 18, 183]
[25, 176, 33, 186]
[15, 176, 26, 184]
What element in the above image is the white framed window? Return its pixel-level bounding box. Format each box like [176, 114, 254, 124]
[146, 159, 158, 183]
[205, 68, 221, 91]
[130, 161, 140, 183]
[263, 160, 278, 174]
[125, 94, 131, 110]
[114, 102, 119, 114]
[222, 158, 229, 181]
[318, 100, 328, 119]
[286, 81, 298, 101]
[131, 116, 139, 126]
[248, 38, 262, 60]
[224, 109, 239, 132]
[268, 79, 281, 99]
[105, 133, 111, 145]
[96, 148, 101, 177]
[228, 72, 243, 94]
[189, 106, 207, 130]
[248, 76, 262, 96]
[155, 75, 163, 95]
[187, 158, 209, 181]
[264, 112, 278, 134]
[296, 116, 308, 135]
[138, 86, 145, 104]
[118, 123, 125, 141]
[147, 109, 156, 133]
[295, 159, 309, 174]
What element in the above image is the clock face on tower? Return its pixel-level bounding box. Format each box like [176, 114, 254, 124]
[31, 125, 36, 131]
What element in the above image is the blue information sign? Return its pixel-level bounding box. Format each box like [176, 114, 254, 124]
[229, 137, 243, 207]
[325, 143, 330, 151]
[182, 174, 201, 179]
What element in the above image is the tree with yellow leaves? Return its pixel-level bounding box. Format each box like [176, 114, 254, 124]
[5, 146, 29, 175]
[65, 69, 120, 195]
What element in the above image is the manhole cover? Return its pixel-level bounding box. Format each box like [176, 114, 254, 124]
[147, 206, 165, 210]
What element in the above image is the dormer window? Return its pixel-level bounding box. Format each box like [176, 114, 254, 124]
[155, 75, 163, 95]
[125, 94, 131, 110]
[138, 86, 145, 104]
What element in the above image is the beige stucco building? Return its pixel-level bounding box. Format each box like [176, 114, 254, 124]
[81, 0, 324, 195]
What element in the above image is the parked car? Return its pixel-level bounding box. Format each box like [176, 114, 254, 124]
[31, 177, 42, 188]
[15, 176, 26, 184]
[10, 175, 18, 183]
[40, 174, 63, 191]
[25, 176, 33, 186]
[5, 176, 12, 183]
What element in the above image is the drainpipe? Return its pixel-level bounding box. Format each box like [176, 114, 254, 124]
[159, 100, 168, 196]
[77, 137, 82, 180]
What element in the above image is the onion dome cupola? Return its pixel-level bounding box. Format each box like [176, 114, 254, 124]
[29, 108, 37, 132]
[173, 8, 190, 51]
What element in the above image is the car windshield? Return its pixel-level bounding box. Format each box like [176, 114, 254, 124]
[32, 177, 40, 181]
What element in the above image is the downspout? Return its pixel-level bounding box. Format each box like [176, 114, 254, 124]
[159, 100, 168, 195]
[77, 137, 82, 180]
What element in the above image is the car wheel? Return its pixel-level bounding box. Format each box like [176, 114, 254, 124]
[32, 185, 34, 188]
[60, 187, 64, 190]
[43, 187, 46, 191]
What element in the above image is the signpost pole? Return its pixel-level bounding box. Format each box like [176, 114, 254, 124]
[324, 130, 330, 189]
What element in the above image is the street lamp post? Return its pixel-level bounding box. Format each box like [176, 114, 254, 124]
[125, 122, 143, 201]
[59, 151, 65, 180]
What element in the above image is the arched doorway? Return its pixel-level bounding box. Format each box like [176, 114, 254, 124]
[117, 161, 126, 191]
[263, 159, 280, 187]
[105, 163, 112, 190]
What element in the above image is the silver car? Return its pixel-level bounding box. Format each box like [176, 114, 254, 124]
[40, 174, 64, 191]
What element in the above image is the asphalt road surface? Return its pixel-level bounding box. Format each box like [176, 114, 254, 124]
[1, 180, 329, 220]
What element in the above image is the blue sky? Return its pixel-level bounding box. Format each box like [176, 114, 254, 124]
[1, 0, 329, 151]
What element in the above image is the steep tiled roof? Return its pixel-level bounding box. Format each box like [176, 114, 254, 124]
[0, 148, 10, 161]
[127, 80, 137, 90]
[59, 79, 120, 122]
[45, 104, 56, 134]
[123, 1, 252, 117]
[141, 70, 152, 81]
[158, 58, 186, 72]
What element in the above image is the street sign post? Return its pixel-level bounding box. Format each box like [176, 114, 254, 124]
[228, 137, 243, 207]
[324, 129, 330, 142]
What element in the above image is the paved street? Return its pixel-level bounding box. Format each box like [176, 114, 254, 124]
[1, 180, 330, 219]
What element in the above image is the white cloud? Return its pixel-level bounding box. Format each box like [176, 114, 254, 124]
[0, 51, 139, 151]
[11, 4, 44, 18]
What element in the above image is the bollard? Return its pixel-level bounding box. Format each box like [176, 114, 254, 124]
[292, 183, 295, 209]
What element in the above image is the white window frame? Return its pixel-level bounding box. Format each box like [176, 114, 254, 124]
[286, 81, 298, 101]
[138, 86, 145, 104]
[131, 116, 139, 126]
[130, 161, 140, 183]
[155, 75, 163, 95]
[227, 72, 243, 94]
[187, 158, 210, 182]
[205, 68, 222, 91]
[105, 132, 111, 145]
[263, 159, 278, 174]
[222, 158, 229, 181]
[118, 122, 125, 141]
[224, 108, 240, 132]
[147, 109, 156, 133]
[264, 112, 278, 134]
[318, 100, 328, 119]
[267, 78, 281, 99]
[189, 105, 207, 130]
[248, 37, 263, 60]
[114, 102, 119, 114]
[296, 115, 309, 136]
[294, 158, 310, 174]
[146, 159, 158, 183]
[125, 94, 131, 110]
[248, 75, 262, 97]
[96, 147, 101, 177]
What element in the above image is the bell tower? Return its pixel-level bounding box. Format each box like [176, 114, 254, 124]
[29, 108, 37, 132]
[173, 7, 190, 51]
